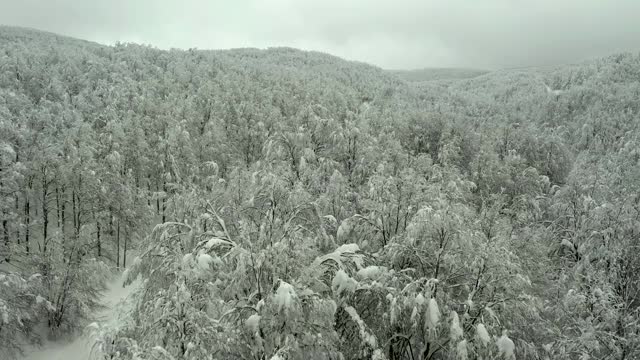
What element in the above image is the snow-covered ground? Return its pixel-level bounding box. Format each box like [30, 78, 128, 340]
[21, 273, 135, 360]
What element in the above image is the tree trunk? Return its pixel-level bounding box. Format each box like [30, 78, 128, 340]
[72, 190, 77, 233]
[123, 225, 127, 268]
[42, 181, 49, 254]
[96, 221, 101, 257]
[42, 212, 48, 252]
[61, 186, 66, 238]
[1, 177, 9, 261]
[116, 220, 120, 268]
[156, 179, 160, 214]
[15, 194, 20, 245]
[74, 190, 81, 237]
[56, 185, 61, 228]
[2, 218, 9, 262]
[25, 196, 30, 254]
[13, 153, 20, 244]
[109, 209, 114, 240]
[162, 178, 166, 223]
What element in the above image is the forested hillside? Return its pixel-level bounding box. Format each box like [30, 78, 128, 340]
[1, 26, 640, 360]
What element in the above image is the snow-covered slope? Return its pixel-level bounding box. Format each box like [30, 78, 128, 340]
[21, 274, 136, 360]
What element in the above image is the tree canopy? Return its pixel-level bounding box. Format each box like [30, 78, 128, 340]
[1, 26, 640, 360]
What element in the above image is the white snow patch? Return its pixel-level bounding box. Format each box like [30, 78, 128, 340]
[389, 296, 398, 325]
[425, 298, 440, 332]
[332, 269, 357, 297]
[274, 281, 297, 313]
[357, 266, 386, 280]
[372, 348, 387, 360]
[256, 299, 265, 312]
[410, 306, 419, 326]
[561, 239, 574, 250]
[121, 268, 130, 281]
[336, 220, 352, 243]
[335, 243, 359, 253]
[181, 253, 194, 270]
[35, 295, 55, 312]
[496, 331, 516, 360]
[476, 323, 491, 346]
[344, 305, 378, 349]
[196, 253, 215, 270]
[456, 339, 468, 360]
[205, 237, 230, 249]
[403, 295, 413, 309]
[1, 304, 8, 324]
[485, 306, 499, 322]
[450, 311, 463, 341]
[245, 314, 261, 333]
[465, 297, 474, 310]
[1, 143, 15, 156]
[314, 243, 364, 270]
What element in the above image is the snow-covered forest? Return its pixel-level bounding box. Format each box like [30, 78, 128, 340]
[1, 26, 640, 360]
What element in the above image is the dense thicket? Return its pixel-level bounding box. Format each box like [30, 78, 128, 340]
[1, 27, 640, 360]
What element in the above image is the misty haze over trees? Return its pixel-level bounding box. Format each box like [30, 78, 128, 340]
[1, 25, 640, 360]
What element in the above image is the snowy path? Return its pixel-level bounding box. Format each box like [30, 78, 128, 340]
[21, 273, 135, 360]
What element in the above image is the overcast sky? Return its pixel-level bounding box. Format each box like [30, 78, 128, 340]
[1, 0, 639, 69]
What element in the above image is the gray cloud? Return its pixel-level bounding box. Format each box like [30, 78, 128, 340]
[1, 0, 639, 69]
